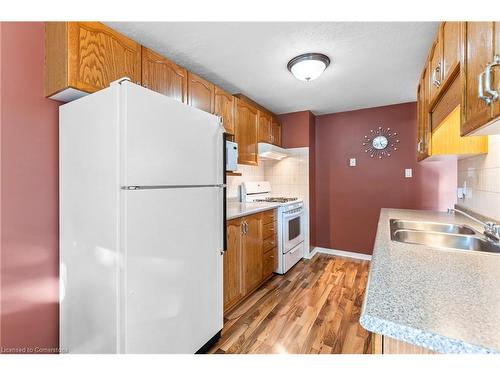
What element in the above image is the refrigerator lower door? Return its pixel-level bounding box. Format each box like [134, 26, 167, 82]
[122, 187, 223, 353]
[120, 81, 224, 187]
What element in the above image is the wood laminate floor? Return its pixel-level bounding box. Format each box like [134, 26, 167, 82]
[209, 253, 372, 354]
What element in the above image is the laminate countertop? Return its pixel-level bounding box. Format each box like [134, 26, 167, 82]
[360, 208, 500, 354]
[226, 201, 280, 220]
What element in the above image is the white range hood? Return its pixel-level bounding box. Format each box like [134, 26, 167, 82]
[258, 143, 288, 160]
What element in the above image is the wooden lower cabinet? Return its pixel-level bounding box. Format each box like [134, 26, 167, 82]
[224, 219, 244, 310]
[243, 214, 264, 292]
[223, 210, 277, 313]
[372, 334, 435, 354]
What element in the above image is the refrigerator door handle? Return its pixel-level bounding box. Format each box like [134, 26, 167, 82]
[121, 184, 226, 190]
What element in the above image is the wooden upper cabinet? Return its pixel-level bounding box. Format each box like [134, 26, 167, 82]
[187, 72, 215, 113]
[429, 36, 443, 105]
[224, 219, 244, 311]
[243, 214, 263, 293]
[271, 117, 282, 147]
[461, 22, 497, 135]
[235, 98, 259, 165]
[45, 22, 142, 100]
[422, 65, 431, 157]
[442, 22, 461, 84]
[490, 22, 500, 121]
[141, 47, 187, 103]
[417, 64, 431, 161]
[214, 86, 235, 135]
[258, 111, 272, 143]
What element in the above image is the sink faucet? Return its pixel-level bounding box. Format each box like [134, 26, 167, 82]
[448, 208, 500, 242]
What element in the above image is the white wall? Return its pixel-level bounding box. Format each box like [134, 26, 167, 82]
[457, 135, 500, 220]
[264, 148, 310, 253]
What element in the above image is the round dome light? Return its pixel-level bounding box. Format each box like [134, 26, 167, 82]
[287, 53, 330, 81]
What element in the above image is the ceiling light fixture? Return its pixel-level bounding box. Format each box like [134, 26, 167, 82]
[287, 53, 330, 81]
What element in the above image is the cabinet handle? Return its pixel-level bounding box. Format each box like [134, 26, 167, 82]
[432, 63, 441, 87]
[485, 54, 500, 102]
[478, 70, 492, 105]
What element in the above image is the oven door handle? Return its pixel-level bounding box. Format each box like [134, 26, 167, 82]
[283, 210, 304, 220]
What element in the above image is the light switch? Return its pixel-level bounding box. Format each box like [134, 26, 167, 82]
[405, 168, 413, 178]
[349, 158, 356, 167]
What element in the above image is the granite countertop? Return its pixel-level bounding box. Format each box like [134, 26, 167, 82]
[360, 208, 500, 354]
[226, 201, 280, 220]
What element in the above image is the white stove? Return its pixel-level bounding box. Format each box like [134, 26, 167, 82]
[241, 181, 305, 274]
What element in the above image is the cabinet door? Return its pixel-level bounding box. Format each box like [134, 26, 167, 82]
[243, 214, 263, 293]
[141, 47, 187, 103]
[429, 37, 443, 104]
[442, 22, 461, 84]
[187, 72, 215, 113]
[235, 98, 259, 165]
[214, 86, 235, 135]
[461, 22, 496, 135]
[422, 65, 431, 157]
[67, 22, 142, 93]
[224, 219, 244, 311]
[271, 117, 282, 146]
[258, 111, 272, 143]
[416, 80, 424, 160]
[491, 22, 500, 119]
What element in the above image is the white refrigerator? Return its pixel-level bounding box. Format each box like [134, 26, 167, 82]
[59, 79, 226, 353]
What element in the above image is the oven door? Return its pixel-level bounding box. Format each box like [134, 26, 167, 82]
[282, 208, 304, 253]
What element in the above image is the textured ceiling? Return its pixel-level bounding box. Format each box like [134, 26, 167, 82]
[106, 22, 438, 115]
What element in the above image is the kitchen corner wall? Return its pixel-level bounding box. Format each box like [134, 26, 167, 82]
[457, 135, 500, 221]
[314, 102, 457, 255]
[0, 22, 60, 352]
[264, 148, 310, 253]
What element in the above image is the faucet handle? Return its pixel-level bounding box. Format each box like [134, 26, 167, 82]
[484, 222, 500, 242]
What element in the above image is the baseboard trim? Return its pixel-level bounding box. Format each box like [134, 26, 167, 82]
[303, 247, 318, 259]
[312, 247, 372, 261]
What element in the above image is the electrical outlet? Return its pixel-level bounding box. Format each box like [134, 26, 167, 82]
[405, 168, 412, 178]
[349, 158, 356, 167]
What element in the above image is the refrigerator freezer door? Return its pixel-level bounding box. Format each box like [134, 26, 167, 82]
[120, 82, 224, 187]
[122, 187, 223, 353]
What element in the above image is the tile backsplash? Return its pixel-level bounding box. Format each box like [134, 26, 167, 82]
[226, 163, 265, 200]
[226, 147, 311, 252]
[457, 135, 500, 221]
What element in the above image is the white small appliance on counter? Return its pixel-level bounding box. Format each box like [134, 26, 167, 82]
[241, 181, 305, 274]
[225, 140, 238, 172]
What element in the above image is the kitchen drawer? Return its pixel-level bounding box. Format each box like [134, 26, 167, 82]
[284, 243, 304, 273]
[262, 210, 275, 225]
[263, 236, 276, 252]
[262, 221, 276, 239]
[263, 248, 277, 278]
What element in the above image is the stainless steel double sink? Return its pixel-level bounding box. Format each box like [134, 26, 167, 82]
[390, 219, 500, 254]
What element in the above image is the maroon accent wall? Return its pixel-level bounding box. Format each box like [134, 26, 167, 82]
[279, 111, 312, 149]
[315, 102, 456, 254]
[0, 22, 60, 352]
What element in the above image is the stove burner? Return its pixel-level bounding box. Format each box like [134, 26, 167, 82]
[254, 197, 298, 203]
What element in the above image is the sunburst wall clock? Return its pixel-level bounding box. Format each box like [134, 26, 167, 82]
[363, 126, 400, 159]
